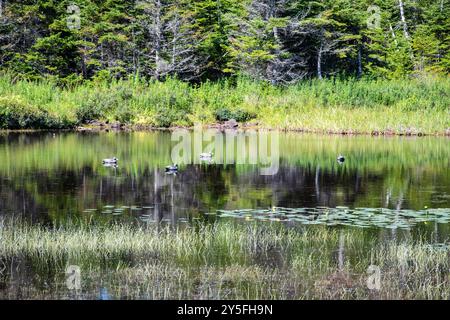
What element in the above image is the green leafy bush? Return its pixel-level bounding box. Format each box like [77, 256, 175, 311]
[76, 87, 136, 124]
[75, 93, 112, 123]
[155, 108, 190, 127]
[114, 105, 134, 123]
[0, 95, 67, 129]
[214, 108, 257, 122]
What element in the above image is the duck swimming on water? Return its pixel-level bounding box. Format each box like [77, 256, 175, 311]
[200, 152, 214, 163]
[337, 155, 345, 163]
[103, 157, 118, 164]
[165, 164, 178, 172]
[200, 152, 213, 159]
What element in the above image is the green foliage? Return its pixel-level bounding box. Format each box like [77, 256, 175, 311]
[0, 95, 69, 129]
[75, 95, 109, 123]
[114, 105, 134, 123]
[0, 74, 448, 134]
[75, 85, 136, 124]
[0, 0, 449, 80]
[214, 108, 256, 122]
[191, 0, 248, 77]
[155, 107, 190, 127]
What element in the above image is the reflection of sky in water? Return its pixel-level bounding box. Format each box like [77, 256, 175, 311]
[99, 288, 111, 301]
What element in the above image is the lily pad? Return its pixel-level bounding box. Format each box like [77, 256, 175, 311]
[204, 206, 450, 230]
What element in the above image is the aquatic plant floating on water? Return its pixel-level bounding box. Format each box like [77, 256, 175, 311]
[81, 205, 153, 217]
[207, 207, 450, 229]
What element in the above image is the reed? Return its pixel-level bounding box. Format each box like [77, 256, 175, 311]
[1, 219, 450, 299]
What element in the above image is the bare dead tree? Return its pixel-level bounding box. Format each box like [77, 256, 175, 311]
[164, 2, 206, 80]
[135, 0, 204, 80]
[397, 0, 417, 68]
[230, 0, 307, 84]
[293, 20, 342, 80]
[398, 0, 411, 40]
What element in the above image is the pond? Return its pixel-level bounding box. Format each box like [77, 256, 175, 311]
[0, 131, 448, 229]
[0, 131, 449, 299]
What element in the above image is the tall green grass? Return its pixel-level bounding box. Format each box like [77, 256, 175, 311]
[0, 73, 449, 134]
[1, 219, 450, 299]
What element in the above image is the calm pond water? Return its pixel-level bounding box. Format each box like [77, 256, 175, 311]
[0, 131, 450, 299]
[0, 131, 449, 232]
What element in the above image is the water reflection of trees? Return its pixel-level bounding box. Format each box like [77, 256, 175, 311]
[0, 132, 448, 224]
[0, 162, 448, 225]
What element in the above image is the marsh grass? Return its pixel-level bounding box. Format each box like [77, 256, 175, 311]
[1, 218, 450, 299]
[0, 73, 448, 134]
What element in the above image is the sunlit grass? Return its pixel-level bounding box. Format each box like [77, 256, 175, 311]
[0, 73, 448, 134]
[1, 219, 450, 299]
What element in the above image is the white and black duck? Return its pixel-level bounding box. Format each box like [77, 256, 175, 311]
[165, 164, 178, 173]
[103, 157, 118, 164]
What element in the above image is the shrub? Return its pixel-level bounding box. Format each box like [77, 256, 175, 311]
[150, 90, 193, 127]
[0, 95, 53, 129]
[76, 102, 106, 124]
[114, 105, 134, 123]
[155, 108, 190, 127]
[75, 93, 112, 123]
[76, 87, 136, 124]
[214, 108, 257, 122]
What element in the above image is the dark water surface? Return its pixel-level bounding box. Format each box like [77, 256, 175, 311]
[0, 131, 449, 229]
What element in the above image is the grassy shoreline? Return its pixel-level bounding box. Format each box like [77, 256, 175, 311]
[0, 74, 449, 136]
[74, 123, 450, 137]
[1, 219, 450, 299]
[1, 126, 450, 137]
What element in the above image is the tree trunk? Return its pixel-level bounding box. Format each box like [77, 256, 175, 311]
[171, 31, 177, 68]
[398, 0, 410, 40]
[317, 43, 323, 80]
[357, 44, 363, 78]
[171, 12, 180, 69]
[398, 0, 417, 69]
[389, 23, 398, 45]
[81, 41, 87, 78]
[100, 43, 104, 69]
[154, 0, 162, 80]
[132, 28, 138, 74]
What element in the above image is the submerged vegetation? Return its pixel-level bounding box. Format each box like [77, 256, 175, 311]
[1, 219, 450, 299]
[0, 74, 449, 134]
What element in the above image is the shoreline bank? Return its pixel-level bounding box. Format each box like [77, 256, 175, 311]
[1, 123, 449, 137]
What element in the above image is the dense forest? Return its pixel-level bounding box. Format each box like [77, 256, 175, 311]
[0, 1, 448, 133]
[0, 0, 449, 83]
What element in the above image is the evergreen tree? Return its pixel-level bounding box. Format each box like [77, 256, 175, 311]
[0, 0, 448, 81]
